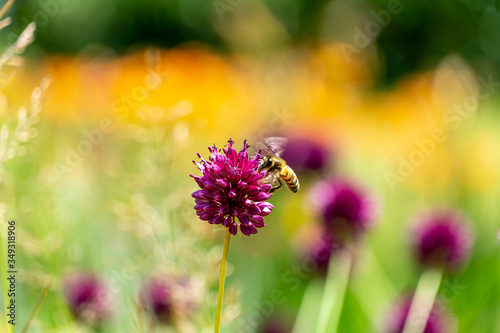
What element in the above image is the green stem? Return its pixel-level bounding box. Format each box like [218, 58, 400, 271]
[22, 279, 52, 333]
[214, 228, 231, 333]
[292, 280, 324, 333]
[402, 269, 443, 333]
[0, 0, 15, 19]
[316, 250, 352, 333]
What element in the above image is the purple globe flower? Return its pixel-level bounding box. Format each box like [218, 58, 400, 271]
[413, 210, 473, 271]
[141, 276, 196, 324]
[280, 135, 331, 174]
[311, 179, 378, 243]
[191, 139, 274, 236]
[63, 272, 113, 325]
[386, 296, 449, 333]
[142, 277, 173, 324]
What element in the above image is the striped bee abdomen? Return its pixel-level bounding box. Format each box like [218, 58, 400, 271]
[280, 165, 300, 193]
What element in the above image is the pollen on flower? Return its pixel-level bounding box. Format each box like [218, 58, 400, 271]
[191, 139, 274, 236]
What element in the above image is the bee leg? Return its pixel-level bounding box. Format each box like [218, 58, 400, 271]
[270, 177, 283, 193]
[263, 173, 273, 185]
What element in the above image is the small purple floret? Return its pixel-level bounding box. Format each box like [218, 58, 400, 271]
[191, 139, 274, 236]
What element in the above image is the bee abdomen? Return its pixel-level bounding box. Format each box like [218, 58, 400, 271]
[280, 165, 300, 193]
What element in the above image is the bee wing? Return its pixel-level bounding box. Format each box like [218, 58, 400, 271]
[256, 141, 274, 157]
[263, 137, 288, 157]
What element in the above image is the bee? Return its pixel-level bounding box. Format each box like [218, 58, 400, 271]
[257, 137, 300, 193]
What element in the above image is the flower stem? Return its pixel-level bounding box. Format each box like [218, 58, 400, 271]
[402, 269, 443, 333]
[215, 228, 231, 333]
[22, 279, 52, 333]
[292, 280, 324, 333]
[316, 250, 352, 333]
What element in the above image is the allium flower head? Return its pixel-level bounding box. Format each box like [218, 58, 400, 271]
[191, 139, 274, 236]
[141, 276, 196, 324]
[141, 277, 174, 324]
[386, 296, 449, 333]
[63, 272, 113, 325]
[281, 135, 331, 174]
[311, 179, 378, 243]
[413, 210, 473, 271]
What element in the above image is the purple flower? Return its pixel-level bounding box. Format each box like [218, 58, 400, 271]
[413, 210, 473, 271]
[191, 139, 274, 236]
[259, 315, 293, 333]
[141, 277, 173, 323]
[280, 135, 331, 174]
[141, 276, 196, 324]
[305, 228, 343, 275]
[311, 179, 378, 243]
[386, 296, 449, 333]
[141, 276, 194, 324]
[63, 272, 113, 325]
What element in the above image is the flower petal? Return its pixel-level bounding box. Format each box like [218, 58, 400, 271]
[222, 216, 232, 227]
[247, 204, 261, 215]
[250, 192, 272, 202]
[239, 214, 249, 225]
[247, 185, 261, 196]
[228, 223, 238, 235]
[240, 224, 251, 236]
[247, 223, 258, 234]
[249, 215, 265, 228]
[209, 215, 224, 224]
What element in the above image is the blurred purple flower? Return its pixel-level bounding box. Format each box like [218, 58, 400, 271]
[191, 139, 274, 236]
[413, 210, 473, 271]
[280, 136, 331, 174]
[141, 276, 196, 324]
[259, 315, 293, 333]
[307, 229, 342, 275]
[386, 296, 449, 333]
[311, 179, 378, 244]
[63, 272, 113, 325]
[141, 277, 174, 324]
